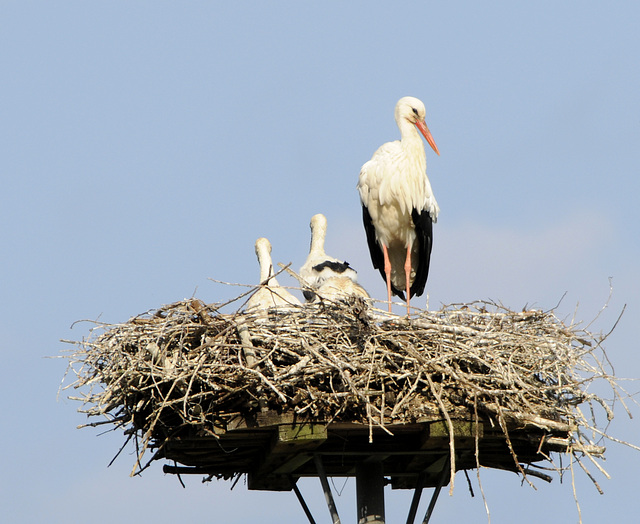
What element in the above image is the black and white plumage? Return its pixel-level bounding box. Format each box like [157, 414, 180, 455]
[299, 214, 366, 302]
[357, 96, 440, 314]
[245, 237, 301, 312]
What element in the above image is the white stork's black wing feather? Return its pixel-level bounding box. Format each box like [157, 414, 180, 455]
[409, 208, 433, 299]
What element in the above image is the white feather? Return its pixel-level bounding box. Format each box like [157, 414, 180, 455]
[245, 237, 301, 312]
[315, 277, 370, 302]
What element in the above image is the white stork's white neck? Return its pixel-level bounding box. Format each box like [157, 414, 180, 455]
[398, 120, 427, 169]
[398, 117, 421, 140]
[398, 117, 424, 144]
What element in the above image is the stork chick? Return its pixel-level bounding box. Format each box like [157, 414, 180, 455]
[245, 237, 301, 312]
[299, 213, 359, 301]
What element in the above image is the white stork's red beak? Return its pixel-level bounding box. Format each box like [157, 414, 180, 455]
[415, 120, 440, 156]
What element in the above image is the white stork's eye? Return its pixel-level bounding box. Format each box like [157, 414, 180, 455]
[412, 108, 419, 117]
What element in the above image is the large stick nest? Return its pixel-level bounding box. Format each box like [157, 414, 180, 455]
[61, 290, 630, 489]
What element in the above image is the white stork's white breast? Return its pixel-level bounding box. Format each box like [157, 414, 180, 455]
[358, 139, 439, 247]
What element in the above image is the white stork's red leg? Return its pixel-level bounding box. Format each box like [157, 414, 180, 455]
[404, 244, 412, 317]
[382, 244, 393, 312]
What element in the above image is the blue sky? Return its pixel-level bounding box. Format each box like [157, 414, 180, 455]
[2, 2, 639, 522]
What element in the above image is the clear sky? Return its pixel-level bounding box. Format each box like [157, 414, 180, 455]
[2, 2, 639, 522]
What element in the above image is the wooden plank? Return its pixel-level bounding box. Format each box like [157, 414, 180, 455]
[273, 453, 315, 475]
[427, 419, 484, 439]
[161, 417, 566, 490]
[248, 423, 328, 491]
[276, 423, 328, 445]
[257, 411, 295, 426]
[393, 420, 483, 489]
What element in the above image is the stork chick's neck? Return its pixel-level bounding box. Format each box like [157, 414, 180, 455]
[256, 248, 275, 284]
[310, 226, 327, 255]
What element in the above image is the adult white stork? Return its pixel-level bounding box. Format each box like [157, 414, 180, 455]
[357, 96, 440, 314]
[245, 237, 301, 312]
[299, 213, 359, 302]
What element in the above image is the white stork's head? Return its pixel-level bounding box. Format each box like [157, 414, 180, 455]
[395, 96, 440, 156]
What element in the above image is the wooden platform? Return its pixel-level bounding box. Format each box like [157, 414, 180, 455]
[160, 411, 569, 491]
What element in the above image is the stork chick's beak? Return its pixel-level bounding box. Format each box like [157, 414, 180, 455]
[415, 119, 440, 156]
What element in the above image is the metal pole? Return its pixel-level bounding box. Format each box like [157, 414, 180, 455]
[356, 459, 385, 524]
[314, 454, 342, 524]
[289, 477, 318, 524]
[405, 471, 426, 524]
[421, 455, 451, 524]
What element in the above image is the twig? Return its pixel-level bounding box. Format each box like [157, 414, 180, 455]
[425, 374, 456, 495]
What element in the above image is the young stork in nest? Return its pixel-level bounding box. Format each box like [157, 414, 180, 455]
[357, 96, 440, 315]
[245, 237, 301, 312]
[299, 214, 368, 302]
[315, 276, 369, 303]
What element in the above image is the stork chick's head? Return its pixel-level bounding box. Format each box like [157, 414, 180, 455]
[310, 213, 328, 232]
[395, 96, 440, 156]
[255, 237, 272, 257]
